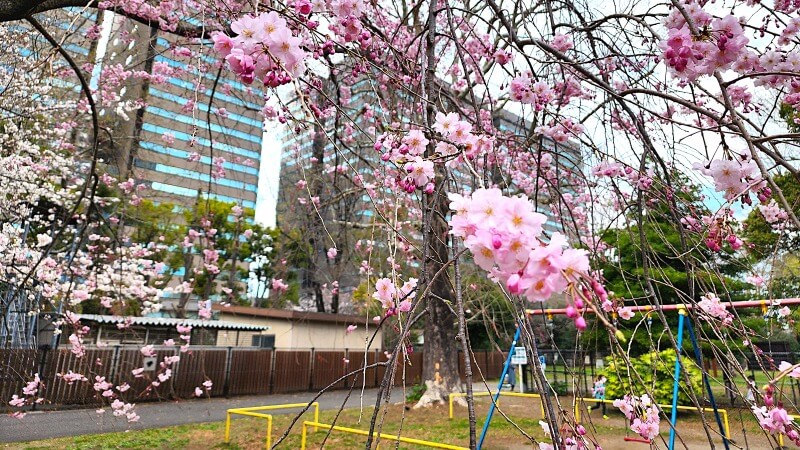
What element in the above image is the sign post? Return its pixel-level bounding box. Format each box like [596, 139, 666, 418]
[539, 355, 547, 381]
[511, 347, 527, 393]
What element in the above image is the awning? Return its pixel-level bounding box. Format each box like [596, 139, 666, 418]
[75, 314, 269, 331]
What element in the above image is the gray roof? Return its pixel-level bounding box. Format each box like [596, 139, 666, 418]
[75, 314, 269, 331]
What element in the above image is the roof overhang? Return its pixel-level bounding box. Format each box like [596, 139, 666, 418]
[75, 314, 270, 332]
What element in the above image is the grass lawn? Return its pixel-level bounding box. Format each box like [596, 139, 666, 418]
[0, 395, 783, 450]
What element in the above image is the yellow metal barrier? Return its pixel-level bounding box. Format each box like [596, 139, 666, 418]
[448, 391, 545, 420]
[778, 414, 797, 447]
[224, 402, 319, 449]
[301, 421, 469, 450]
[573, 397, 730, 439]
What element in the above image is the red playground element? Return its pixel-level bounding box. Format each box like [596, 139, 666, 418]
[624, 436, 652, 444]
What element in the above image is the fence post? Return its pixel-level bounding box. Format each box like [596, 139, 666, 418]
[374, 349, 379, 387]
[344, 349, 349, 389]
[269, 350, 277, 395]
[108, 345, 121, 384]
[308, 348, 315, 391]
[223, 346, 233, 397]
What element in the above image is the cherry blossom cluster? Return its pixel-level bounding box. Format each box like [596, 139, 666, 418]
[613, 394, 660, 441]
[535, 119, 586, 144]
[7, 374, 42, 416]
[697, 293, 733, 324]
[194, 379, 213, 397]
[758, 200, 789, 225]
[537, 419, 596, 450]
[372, 277, 417, 315]
[449, 188, 594, 328]
[764, 303, 794, 331]
[693, 157, 762, 203]
[754, 382, 798, 444]
[213, 11, 307, 87]
[701, 210, 744, 253]
[375, 128, 431, 192]
[509, 74, 556, 110]
[660, 13, 748, 81]
[98, 0, 185, 33]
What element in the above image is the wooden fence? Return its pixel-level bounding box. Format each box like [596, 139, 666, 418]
[0, 347, 510, 409]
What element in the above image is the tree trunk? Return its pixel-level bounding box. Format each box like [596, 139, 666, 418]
[414, 0, 461, 407]
[331, 287, 339, 314]
[415, 171, 461, 407]
[174, 250, 194, 318]
[415, 289, 461, 406]
[313, 281, 325, 313]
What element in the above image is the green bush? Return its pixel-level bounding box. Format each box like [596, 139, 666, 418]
[551, 381, 568, 395]
[405, 383, 427, 403]
[602, 348, 703, 405]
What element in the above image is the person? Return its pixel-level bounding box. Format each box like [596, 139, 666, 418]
[506, 364, 516, 391]
[746, 376, 756, 403]
[588, 375, 608, 419]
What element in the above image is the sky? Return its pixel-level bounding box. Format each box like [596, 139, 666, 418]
[255, 128, 282, 227]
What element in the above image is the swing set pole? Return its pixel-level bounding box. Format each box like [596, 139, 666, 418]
[668, 307, 687, 450]
[477, 326, 521, 450]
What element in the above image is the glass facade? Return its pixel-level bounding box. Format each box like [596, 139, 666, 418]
[101, 16, 265, 211]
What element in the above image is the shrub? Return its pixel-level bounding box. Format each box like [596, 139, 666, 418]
[551, 381, 568, 395]
[405, 384, 427, 403]
[602, 348, 703, 405]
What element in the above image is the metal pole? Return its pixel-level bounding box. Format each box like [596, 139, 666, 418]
[685, 318, 730, 449]
[668, 308, 686, 450]
[526, 297, 800, 316]
[477, 326, 520, 450]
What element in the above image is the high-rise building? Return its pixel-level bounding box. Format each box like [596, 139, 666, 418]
[101, 15, 263, 211]
[273, 81, 583, 312]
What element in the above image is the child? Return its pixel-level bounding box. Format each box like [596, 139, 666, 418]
[588, 375, 608, 419]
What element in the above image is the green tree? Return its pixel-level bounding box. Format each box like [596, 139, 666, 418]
[603, 348, 702, 405]
[599, 175, 748, 304]
[742, 172, 800, 297]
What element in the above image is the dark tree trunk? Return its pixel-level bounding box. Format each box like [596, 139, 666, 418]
[414, 0, 460, 407]
[174, 250, 194, 318]
[331, 287, 339, 314]
[415, 169, 461, 406]
[306, 111, 329, 314]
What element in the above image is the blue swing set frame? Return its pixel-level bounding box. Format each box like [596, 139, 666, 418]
[476, 307, 731, 450]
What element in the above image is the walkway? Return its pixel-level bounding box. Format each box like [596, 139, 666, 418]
[0, 388, 382, 443]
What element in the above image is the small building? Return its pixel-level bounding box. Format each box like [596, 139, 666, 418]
[74, 314, 269, 347]
[212, 305, 383, 350]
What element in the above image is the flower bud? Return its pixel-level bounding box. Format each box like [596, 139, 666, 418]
[566, 305, 578, 318]
[507, 274, 522, 294]
[492, 234, 502, 249]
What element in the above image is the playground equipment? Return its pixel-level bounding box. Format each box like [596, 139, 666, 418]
[300, 421, 468, 450]
[573, 398, 730, 440]
[474, 298, 800, 450]
[476, 326, 521, 449]
[224, 402, 319, 449]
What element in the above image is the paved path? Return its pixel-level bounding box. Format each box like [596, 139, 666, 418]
[0, 388, 383, 443]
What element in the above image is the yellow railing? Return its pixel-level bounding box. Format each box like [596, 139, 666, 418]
[448, 391, 545, 420]
[778, 414, 797, 447]
[573, 397, 730, 439]
[225, 402, 319, 449]
[300, 421, 469, 450]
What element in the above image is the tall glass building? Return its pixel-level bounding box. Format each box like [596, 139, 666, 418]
[102, 15, 263, 211]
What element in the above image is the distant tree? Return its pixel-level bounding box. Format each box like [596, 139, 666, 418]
[742, 172, 800, 297]
[599, 173, 749, 304]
